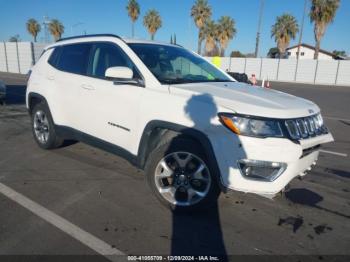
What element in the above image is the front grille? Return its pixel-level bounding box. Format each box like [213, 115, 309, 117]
[284, 114, 328, 140]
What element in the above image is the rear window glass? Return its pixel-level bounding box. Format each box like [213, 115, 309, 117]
[57, 44, 91, 75]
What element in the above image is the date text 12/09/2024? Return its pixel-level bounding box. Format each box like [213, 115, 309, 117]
[127, 256, 220, 261]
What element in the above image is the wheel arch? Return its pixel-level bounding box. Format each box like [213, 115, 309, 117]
[137, 120, 225, 190]
[27, 92, 48, 114]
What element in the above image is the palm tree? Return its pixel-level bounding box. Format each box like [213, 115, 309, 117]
[310, 0, 340, 59]
[49, 19, 64, 41]
[9, 34, 21, 42]
[143, 9, 162, 40]
[217, 16, 236, 57]
[126, 0, 140, 38]
[26, 19, 41, 42]
[191, 0, 212, 55]
[271, 14, 299, 58]
[202, 20, 219, 56]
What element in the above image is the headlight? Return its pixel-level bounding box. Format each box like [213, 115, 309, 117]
[218, 113, 283, 138]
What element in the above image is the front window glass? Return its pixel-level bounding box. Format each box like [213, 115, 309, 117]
[88, 42, 141, 80]
[128, 43, 233, 85]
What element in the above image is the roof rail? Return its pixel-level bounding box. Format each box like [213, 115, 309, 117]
[56, 34, 122, 43]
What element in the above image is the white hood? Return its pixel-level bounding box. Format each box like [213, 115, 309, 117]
[169, 82, 320, 119]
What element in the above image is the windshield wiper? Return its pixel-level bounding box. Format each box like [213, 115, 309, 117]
[161, 78, 235, 85]
[160, 78, 189, 84]
[208, 78, 235, 82]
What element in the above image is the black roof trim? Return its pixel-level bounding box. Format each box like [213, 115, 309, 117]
[56, 34, 122, 43]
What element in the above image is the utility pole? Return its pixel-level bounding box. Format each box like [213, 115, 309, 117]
[254, 0, 265, 58]
[297, 0, 307, 59]
[43, 15, 51, 43]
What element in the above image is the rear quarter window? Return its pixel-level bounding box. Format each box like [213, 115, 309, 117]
[47, 47, 61, 68]
[56, 43, 91, 75]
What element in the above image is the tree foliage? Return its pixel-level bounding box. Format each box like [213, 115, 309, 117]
[271, 14, 299, 57]
[191, 0, 212, 55]
[143, 9, 162, 40]
[26, 19, 41, 42]
[310, 0, 340, 59]
[49, 19, 64, 41]
[126, 0, 140, 37]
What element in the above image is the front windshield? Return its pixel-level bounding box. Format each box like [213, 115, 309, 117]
[128, 43, 234, 85]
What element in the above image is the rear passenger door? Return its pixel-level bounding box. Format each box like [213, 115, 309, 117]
[79, 42, 143, 151]
[49, 43, 92, 129]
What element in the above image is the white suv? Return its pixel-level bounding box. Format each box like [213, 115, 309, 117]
[26, 34, 333, 210]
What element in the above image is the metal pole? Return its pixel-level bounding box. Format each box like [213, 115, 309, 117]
[314, 59, 319, 84]
[30, 42, 35, 65]
[3, 42, 9, 72]
[254, 0, 265, 58]
[296, 0, 307, 59]
[276, 58, 281, 81]
[228, 57, 232, 72]
[259, 57, 263, 79]
[294, 59, 299, 81]
[244, 57, 247, 74]
[15, 41, 21, 74]
[335, 60, 340, 85]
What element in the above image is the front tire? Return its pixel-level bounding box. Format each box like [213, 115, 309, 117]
[31, 103, 63, 149]
[145, 137, 221, 211]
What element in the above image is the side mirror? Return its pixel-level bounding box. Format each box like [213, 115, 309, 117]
[105, 66, 144, 87]
[105, 66, 133, 80]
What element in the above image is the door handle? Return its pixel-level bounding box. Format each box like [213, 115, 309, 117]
[81, 84, 95, 90]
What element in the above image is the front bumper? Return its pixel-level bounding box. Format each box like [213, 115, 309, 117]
[211, 130, 334, 197]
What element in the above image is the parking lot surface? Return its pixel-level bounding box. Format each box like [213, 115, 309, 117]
[0, 72, 349, 260]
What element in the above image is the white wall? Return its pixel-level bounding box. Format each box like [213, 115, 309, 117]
[206, 56, 350, 86]
[0, 42, 47, 74]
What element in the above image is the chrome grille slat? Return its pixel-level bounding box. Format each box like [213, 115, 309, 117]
[284, 114, 327, 140]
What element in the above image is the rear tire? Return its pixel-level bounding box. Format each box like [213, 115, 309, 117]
[31, 103, 64, 149]
[145, 136, 221, 212]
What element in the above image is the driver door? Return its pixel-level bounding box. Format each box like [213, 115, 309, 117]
[78, 42, 143, 152]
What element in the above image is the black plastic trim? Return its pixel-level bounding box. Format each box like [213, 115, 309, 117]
[54, 125, 138, 166]
[137, 120, 225, 190]
[56, 34, 122, 43]
[27, 92, 49, 112]
[300, 145, 321, 159]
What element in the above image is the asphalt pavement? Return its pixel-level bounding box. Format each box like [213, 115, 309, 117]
[0, 72, 349, 261]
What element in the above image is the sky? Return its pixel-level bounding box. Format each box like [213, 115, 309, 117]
[0, 0, 349, 57]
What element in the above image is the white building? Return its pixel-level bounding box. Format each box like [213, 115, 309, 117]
[286, 43, 335, 60]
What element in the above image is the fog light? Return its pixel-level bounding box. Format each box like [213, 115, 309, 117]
[237, 159, 287, 182]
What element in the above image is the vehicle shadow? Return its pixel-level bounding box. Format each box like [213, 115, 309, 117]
[324, 167, 350, 179]
[167, 94, 247, 259]
[169, 94, 226, 258]
[285, 188, 350, 219]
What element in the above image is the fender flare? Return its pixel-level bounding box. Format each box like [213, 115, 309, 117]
[137, 120, 225, 190]
[27, 92, 49, 112]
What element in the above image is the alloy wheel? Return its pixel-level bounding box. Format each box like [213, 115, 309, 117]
[33, 110, 50, 144]
[154, 152, 211, 206]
